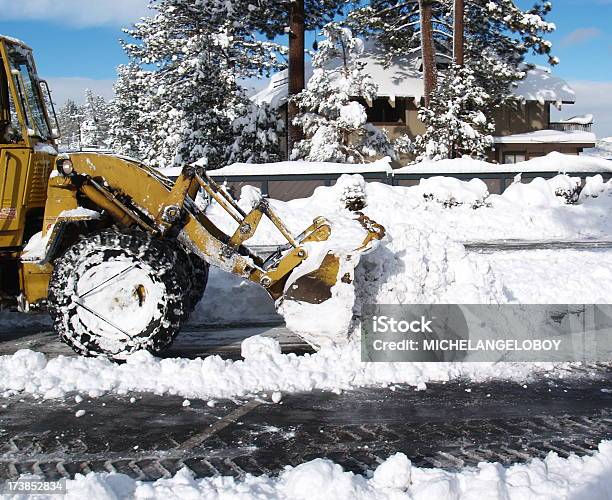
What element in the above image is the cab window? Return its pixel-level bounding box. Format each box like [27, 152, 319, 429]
[6, 44, 50, 141]
[0, 57, 23, 143]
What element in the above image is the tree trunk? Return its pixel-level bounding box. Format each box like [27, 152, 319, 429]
[419, 0, 437, 108]
[287, 0, 305, 155]
[453, 0, 465, 66]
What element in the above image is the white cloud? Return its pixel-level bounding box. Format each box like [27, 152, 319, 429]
[559, 27, 603, 48]
[0, 0, 149, 28]
[44, 77, 115, 105]
[551, 80, 612, 138]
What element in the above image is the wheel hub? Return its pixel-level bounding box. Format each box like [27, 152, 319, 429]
[74, 258, 166, 340]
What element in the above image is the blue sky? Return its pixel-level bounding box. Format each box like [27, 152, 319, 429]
[1, 0, 611, 136]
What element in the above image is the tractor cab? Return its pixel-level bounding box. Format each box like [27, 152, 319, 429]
[0, 36, 59, 146]
[0, 36, 61, 307]
[0, 36, 60, 251]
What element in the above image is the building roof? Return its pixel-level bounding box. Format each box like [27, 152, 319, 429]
[512, 66, 575, 104]
[253, 48, 576, 108]
[493, 129, 595, 145]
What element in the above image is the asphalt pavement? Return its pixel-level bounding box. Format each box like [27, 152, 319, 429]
[0, 323, 610, 481]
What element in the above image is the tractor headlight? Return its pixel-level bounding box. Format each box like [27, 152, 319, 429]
[56, 158, 74, 176]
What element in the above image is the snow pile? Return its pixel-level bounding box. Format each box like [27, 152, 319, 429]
[580, 175, 612, 201]
[19, 442, 612, 499]
[416, 177, 489, 207]
[0, 340, 578, 401]
[206, 167, 612, 343]
[501, 176, 569, 208]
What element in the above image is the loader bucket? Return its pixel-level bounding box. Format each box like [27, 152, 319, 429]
[281, 214, 385, 305]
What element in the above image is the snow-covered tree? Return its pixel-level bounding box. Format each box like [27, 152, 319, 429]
[119, 0, 284, 168]
[246, 0, 353, 39]
[464, 0, 557, 104]
[80, 89, 111, 148]
[349, 0, 556, 158]
[410, 64, 494, 161]
[291, 24, 394, 163]
[228, 99, 284, 164]
[108, 64, 153, 160]
[56, 99, 82, 148]
[350, 0, 556, 104]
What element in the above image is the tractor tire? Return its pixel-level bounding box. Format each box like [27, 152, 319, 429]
[48, 230, 187, 361]
[185, 252, 209, 313]
[170, 243, 209, 313]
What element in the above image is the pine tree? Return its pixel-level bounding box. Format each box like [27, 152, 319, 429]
[245, 0, 353, 39]
[410, 64, 494, 161]
[108, 64, 153, 160]
[228, 98, 284, 164]
[291, 24, 394, 163]
[348, 0, 557, 159]
[81, 89, 111, 148]
[56, 99, 82, 149]
[118, 0, 284, 169]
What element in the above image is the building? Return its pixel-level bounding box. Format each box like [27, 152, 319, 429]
[253, 48, 596, 165]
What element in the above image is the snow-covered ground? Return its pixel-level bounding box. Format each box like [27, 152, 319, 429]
[584, 138, 612, 160]
[3, 155, 612, 498]
[2, 156, 612, 401]
[14, 441, 612, 499]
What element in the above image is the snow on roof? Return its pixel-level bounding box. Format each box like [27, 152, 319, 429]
[493, 129, 595, 145]
[254, 47, 574, 108]
[156, 152, 611, 178]
[558, 114, 593, 125]
[512, 66, 575, 104]
[393, 151, 612, 174]
[160, 157, 393, 178]
[253, 45, 426, 108]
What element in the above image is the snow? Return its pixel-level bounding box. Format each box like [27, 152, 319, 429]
[0, 344, 581, 402]
[558, 113, 594, 125]
[394, 151, 612, 174]
[20, 231, 51, 262]
[3, 166, 612, 400]
[160, 156, 392, 178]
[159, 152, 611, 179]
[3, 154, 612, 401]
[513, 66, 576, 104]
[583, 139, 612, 161]
[255, 52, 573, 109]
[493, 129, 596, 145]
[15, 441, 612, 499]
[33, 143, 58, 155]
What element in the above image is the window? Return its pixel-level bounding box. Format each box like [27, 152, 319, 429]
[6, 44, 51, 141]
[503, 152, 526, 164]
[0, 58, 23, 143]
[355, 97, 407, 124]
[528, 152, 545, 159]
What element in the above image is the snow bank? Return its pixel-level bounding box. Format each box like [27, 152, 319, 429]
[18, 442, 612, 499]
[0, 341, 581, 401]
[205, 167, 612, 344]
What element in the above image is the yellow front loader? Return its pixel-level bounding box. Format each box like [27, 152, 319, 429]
[0, 35, 384, 360]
